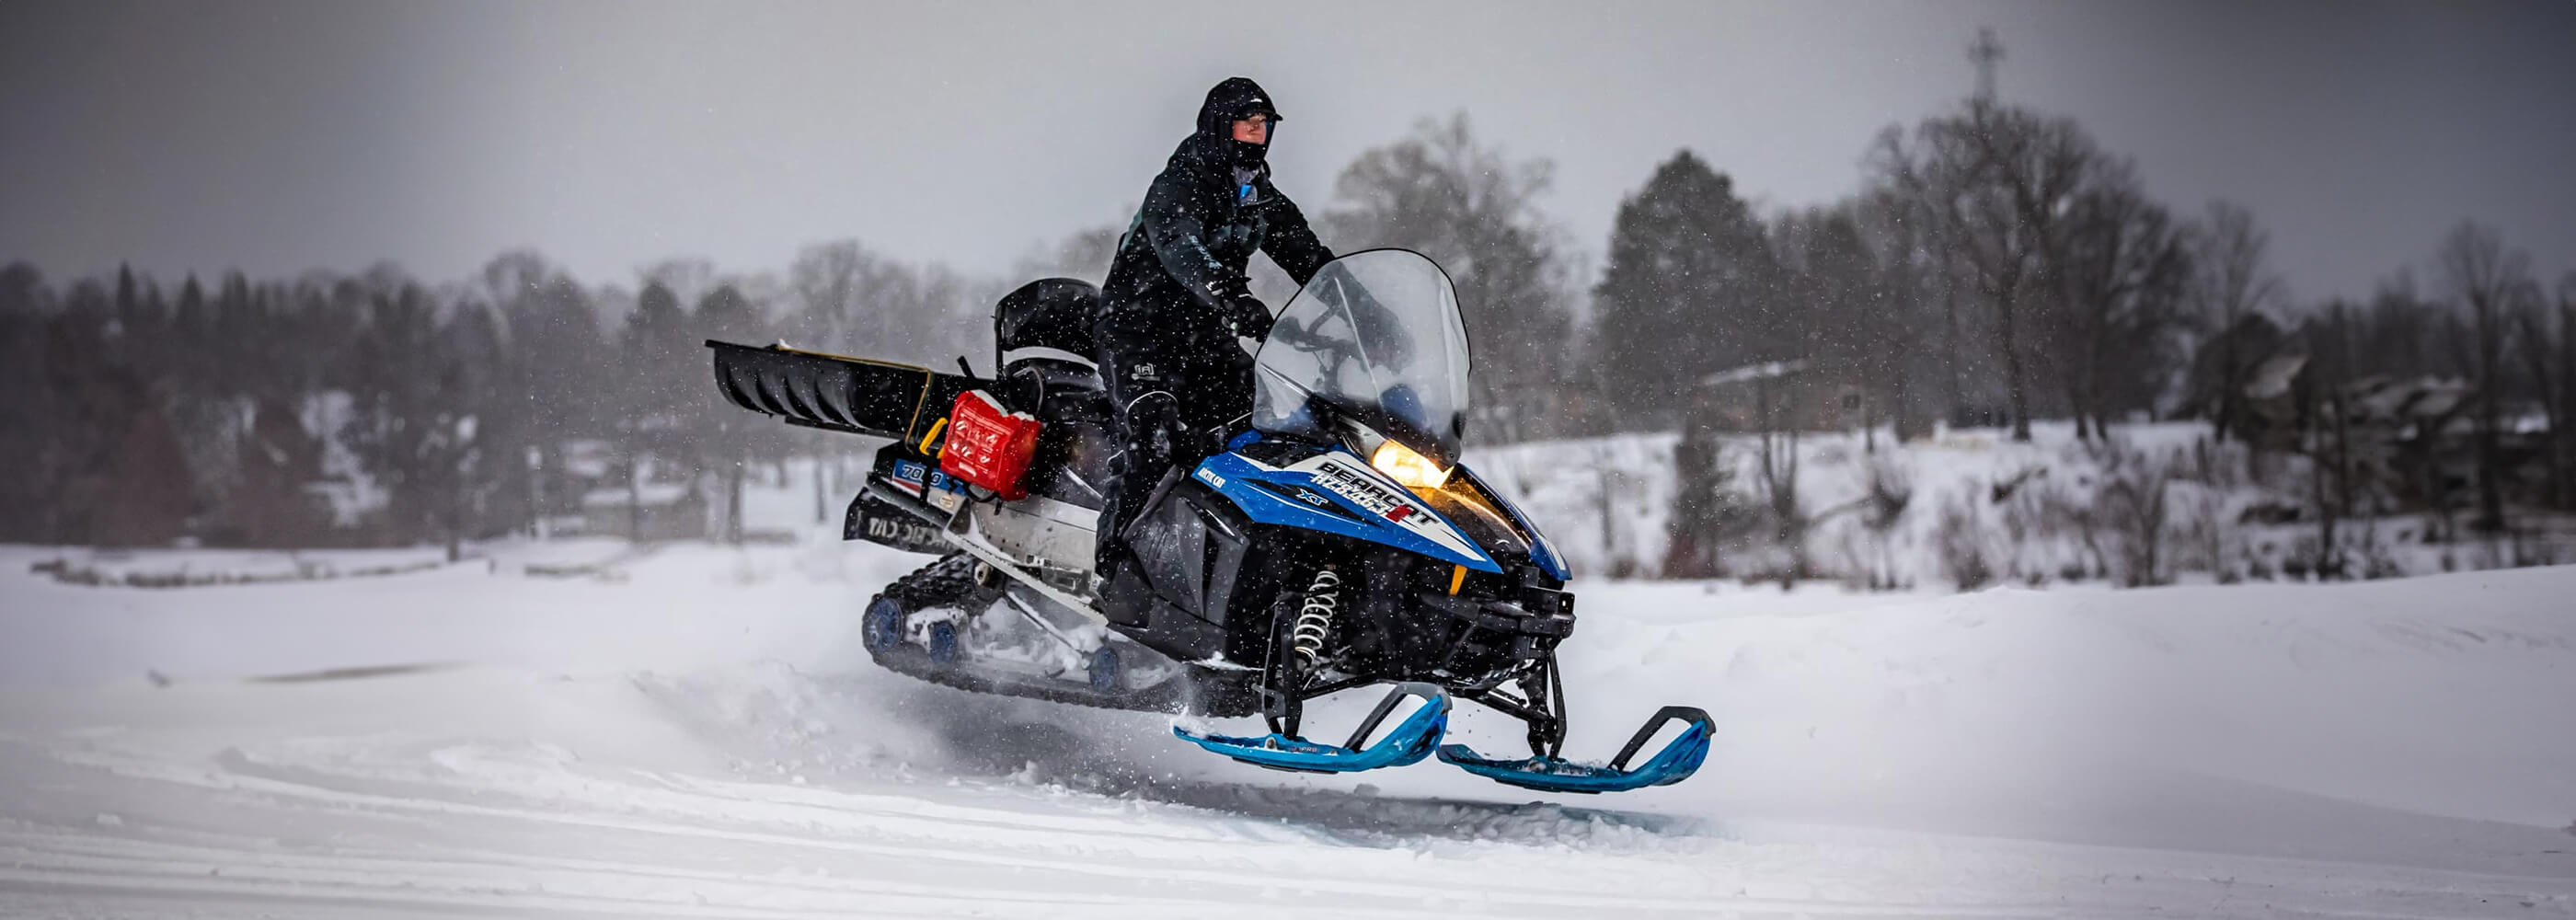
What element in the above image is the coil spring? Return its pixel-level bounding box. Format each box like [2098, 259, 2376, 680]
[1290, 569, 1342, 668]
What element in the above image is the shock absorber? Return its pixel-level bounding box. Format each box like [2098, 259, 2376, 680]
[1290, 568, 1342, 669]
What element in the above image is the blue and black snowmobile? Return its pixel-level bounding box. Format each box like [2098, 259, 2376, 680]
[707, 249, 1710, 793]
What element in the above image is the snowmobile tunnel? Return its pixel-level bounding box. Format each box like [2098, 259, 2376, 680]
[707, 339, 983, 443]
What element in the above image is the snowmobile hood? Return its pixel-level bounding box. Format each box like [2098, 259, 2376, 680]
[1192, 447, 1503, 574]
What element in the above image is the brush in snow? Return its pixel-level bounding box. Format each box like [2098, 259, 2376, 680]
[707, 249, 1711, 794]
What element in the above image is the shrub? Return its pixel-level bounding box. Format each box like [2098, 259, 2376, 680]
[1935, 492, 1995, 592]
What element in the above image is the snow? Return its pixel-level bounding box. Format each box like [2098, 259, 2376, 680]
[20, 546, 455, 588]
[1467, 420, 2533, 586]
[296, 390, 387, 529]
[3, 461, 2574, 915]
[581, 482, 693, 509]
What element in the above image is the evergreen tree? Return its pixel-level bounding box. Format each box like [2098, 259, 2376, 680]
[339, 281, 448, 544]
[614, 281, 693, 540]
[96, 400, 193, 547]
[1590, 151, 1778, 424]
[220, 395, 331, 546]
[696, 283, 767, 542]
[0, 264, 56, 541]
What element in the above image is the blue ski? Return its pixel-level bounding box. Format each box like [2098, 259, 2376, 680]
[1438, 706, 1713, 794]
[1175, 683, 1449, 774]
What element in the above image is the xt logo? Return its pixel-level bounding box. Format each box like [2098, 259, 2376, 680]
[1131, 362, 1160, 383]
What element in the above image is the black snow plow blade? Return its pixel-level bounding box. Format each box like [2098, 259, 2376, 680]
[706, 339, 983, 443]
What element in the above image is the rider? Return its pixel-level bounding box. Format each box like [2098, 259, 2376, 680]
[1092, 76, 1334, 576]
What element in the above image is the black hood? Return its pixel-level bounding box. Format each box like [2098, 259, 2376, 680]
[1195, 76, 1280, 168]
[1195, 76, 1282, 136]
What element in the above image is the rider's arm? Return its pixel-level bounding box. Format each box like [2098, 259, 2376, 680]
[1260, 191, 1335, 286]
[1140, 167, 1236, 309]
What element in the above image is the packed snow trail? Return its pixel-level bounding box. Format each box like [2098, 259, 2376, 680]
[2, 538, 2573, 916]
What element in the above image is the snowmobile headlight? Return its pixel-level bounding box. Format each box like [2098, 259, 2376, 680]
[1370, 440, 1452, 489]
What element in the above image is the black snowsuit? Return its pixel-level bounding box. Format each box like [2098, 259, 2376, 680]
[1092, 77, 1334, 567]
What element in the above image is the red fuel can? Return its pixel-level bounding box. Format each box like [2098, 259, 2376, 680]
[938, 389, 1041, 500]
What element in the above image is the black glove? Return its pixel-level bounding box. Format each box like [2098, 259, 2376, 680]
[1222, 294, 1272, 341]
[1204, 274, 1269, 339]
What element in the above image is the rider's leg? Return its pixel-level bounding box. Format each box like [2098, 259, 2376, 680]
[1092, 316, 1179, 575]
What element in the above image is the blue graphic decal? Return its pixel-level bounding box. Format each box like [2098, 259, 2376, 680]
[1194, 449, 1500, 572]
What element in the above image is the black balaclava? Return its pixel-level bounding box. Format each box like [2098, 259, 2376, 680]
[1195, 76, 1282, 169]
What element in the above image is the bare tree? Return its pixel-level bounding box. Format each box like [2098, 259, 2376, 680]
[1753, 373, 1805, 585]
[2099, 443, 2175, 586]
[1014, 224, 1123, 287]
[1854, 190, 1947, 442]
[2512, 272, 2576, 508]
[1327, 112, 1577, 443]
[788, 240, 870, 353]
[2050, 162, 2191, 440]
[479, 249, 553, 309]
[2435, 222, 2530, 531]
[2299, 302, 2371, 578]
[1871, 101, 2101, 442]
[638, 257, 717, 313]
[2184, 201, 2283, 444]
[788, 247, 983, 365]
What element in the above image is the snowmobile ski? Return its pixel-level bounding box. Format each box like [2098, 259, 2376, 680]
[1174, 683, 1448, 774]
[1437, 706, 1713, 794]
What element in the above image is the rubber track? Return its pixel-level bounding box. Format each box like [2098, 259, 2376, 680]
[861, 553, 1204, 715]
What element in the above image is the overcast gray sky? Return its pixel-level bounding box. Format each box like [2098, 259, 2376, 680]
[3, 0, 2570, 304]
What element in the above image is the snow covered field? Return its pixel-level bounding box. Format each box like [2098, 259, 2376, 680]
[5, 464, 2575, 916]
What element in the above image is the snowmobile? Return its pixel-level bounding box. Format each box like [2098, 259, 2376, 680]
[706, 248, 1710, 793]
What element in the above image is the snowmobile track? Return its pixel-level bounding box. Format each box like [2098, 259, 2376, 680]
[862, 553, 1197, 716]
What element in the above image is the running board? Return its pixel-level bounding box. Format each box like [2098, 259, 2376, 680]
[942, 527, 1109, 628]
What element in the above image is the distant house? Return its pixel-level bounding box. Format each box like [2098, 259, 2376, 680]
[2233, 365, 2547, 514]
[2341, 374, 2480, 512]
[560, 440, 616, 482]
[1689, 360, 1873, 433]
[2231, 352, 2311, 452]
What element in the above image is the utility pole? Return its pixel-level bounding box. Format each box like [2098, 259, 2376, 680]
[1968, 27, 2006, 103]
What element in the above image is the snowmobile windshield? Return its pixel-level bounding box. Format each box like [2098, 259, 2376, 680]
[1252, 249, 1472, 466]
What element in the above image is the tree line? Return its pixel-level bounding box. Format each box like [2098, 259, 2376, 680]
[2, 92, 2568, 551]
[0, 247, 995, 551]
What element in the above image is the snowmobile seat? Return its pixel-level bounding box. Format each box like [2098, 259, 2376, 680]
[994, 277, 1102, 387]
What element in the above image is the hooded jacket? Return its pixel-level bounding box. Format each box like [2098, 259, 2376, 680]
[1097, 77, 1334, 335]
